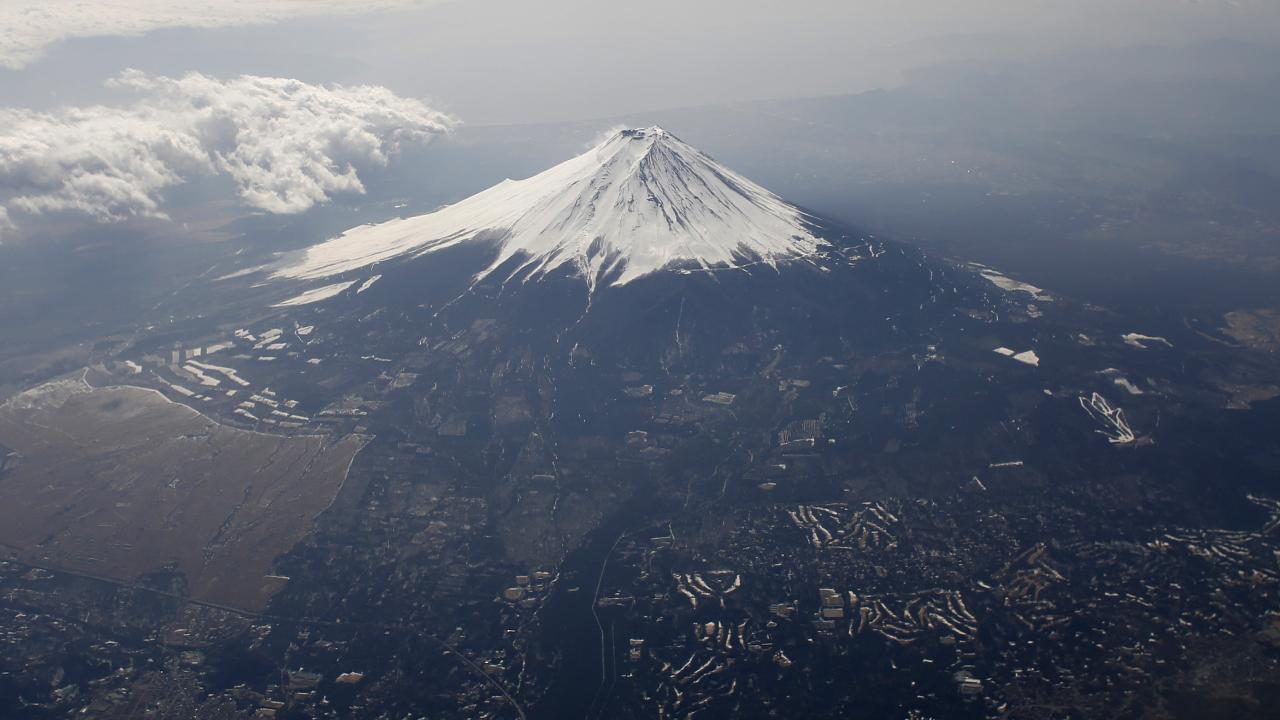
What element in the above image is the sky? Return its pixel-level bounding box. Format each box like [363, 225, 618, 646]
[0, 0, 1277, 239]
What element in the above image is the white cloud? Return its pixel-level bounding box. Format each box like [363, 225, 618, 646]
[0, 70, 456, 230]
[0, 0, 438, 70]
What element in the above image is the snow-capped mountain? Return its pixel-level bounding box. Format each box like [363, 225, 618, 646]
[272, 127, 828, 290]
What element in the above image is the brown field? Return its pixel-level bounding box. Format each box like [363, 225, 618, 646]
[0, 374, 366, 611]
[1223, 309, 1280, 353]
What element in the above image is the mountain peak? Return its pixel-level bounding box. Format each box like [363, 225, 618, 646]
[617, 125, 669, 139]
[274, 127, 828, 290]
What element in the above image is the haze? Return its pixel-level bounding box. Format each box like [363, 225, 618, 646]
[2, 0, 1278, 123]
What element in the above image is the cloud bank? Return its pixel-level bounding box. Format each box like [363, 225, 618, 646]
[0, 0, 436, 70]
[0, 70, 456, 234]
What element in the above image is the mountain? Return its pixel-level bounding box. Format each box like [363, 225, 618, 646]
[23, 127, 1278, 720]
[271, 127, 828, 291]
[245, 127, 962, 380]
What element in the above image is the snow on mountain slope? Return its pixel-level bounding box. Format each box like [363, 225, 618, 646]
[272, 127, 827, 290]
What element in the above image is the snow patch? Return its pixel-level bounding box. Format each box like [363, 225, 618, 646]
[1122, 333, 1172, 349]
[993, 346, 1039, 366]
[356, 275, 382, 294]
[1113, 377, 1144, 395]
[1012, 350, 1040, 367]
[274, 280, 356, 307]
[1100, 368, 1144, 395]
[972, 263, 1052, 301]
[216, 264, 270, 281]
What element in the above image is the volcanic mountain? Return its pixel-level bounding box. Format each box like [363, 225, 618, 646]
[241, 126, 999, 375]
[272, 127, 830, 292]
[98, 125, 1207, 720]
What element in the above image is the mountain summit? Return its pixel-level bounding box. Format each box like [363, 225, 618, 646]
[273, 127, 827, 290]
